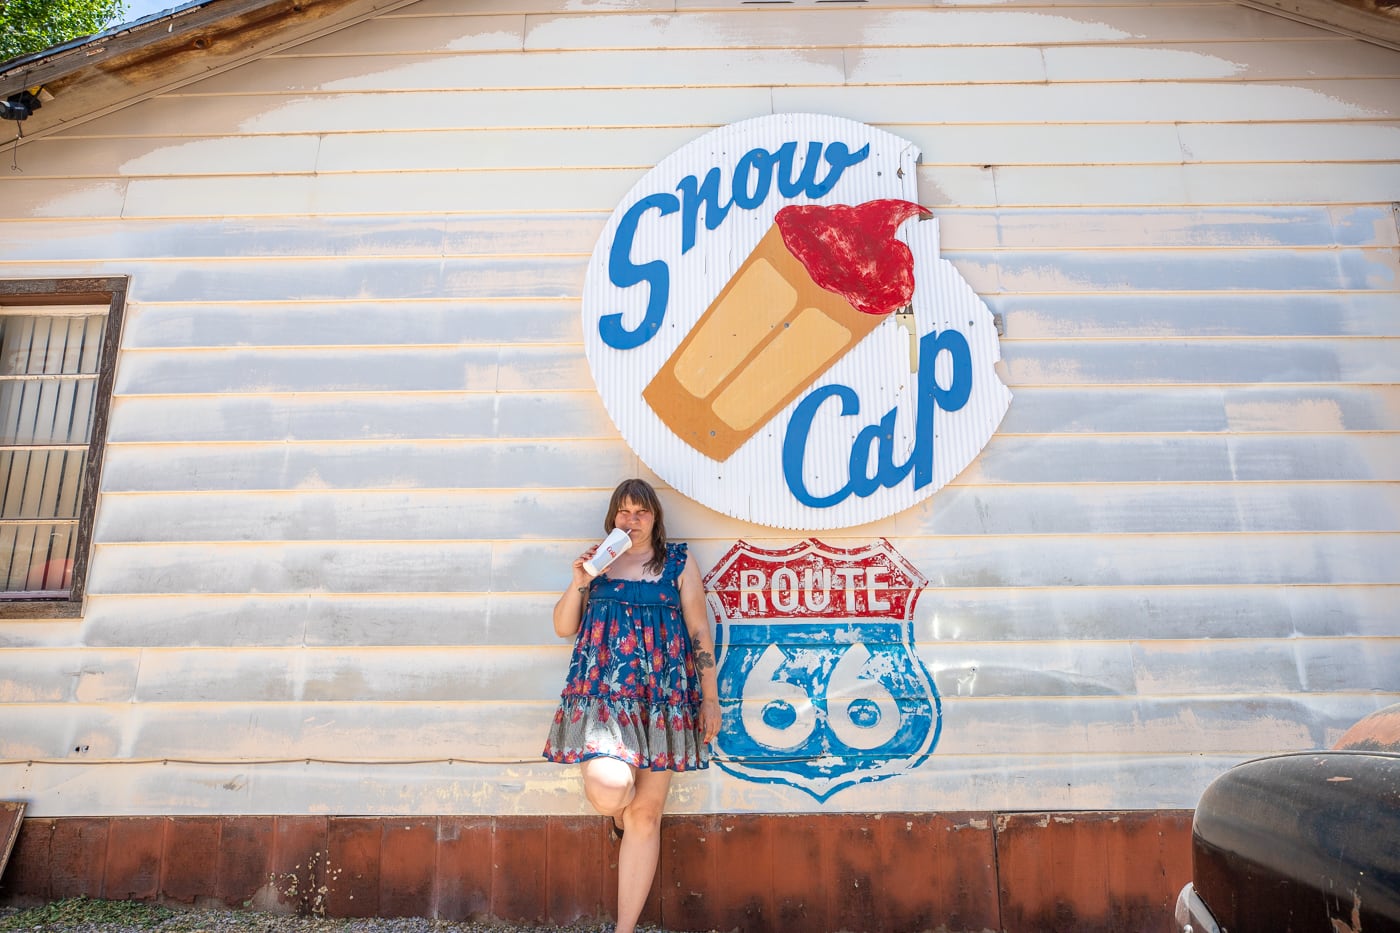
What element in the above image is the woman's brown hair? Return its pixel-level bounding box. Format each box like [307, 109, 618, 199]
[603, 478, 667, 575]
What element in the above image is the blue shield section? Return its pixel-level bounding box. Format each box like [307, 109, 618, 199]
[714, 620, 941, 801]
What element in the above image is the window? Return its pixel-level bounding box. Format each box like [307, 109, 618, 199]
[0, 278, 125, 614]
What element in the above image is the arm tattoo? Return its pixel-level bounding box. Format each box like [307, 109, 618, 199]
[693, 649, 715, 671]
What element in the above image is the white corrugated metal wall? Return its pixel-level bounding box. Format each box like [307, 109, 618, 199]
[0, 0, 1396, 815]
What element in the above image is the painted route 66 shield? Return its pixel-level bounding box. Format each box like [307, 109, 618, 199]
[705, 539, 940, 801]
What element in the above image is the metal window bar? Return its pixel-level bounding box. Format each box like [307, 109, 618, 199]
[0, 309, 106, 597]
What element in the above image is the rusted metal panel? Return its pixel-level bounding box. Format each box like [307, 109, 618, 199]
[1335, 702, 1400, 751]
[267, 816, 329, 915]
[432, 817, 493, 922]
[49, 818, 107, 899]
[544, 816, 609, 925]
[0, 813, 1004, 930]
[159, 817, 220, 904]
[488, 816, 550, 925]
[996, 810, 1193, 933]
[2, 817, 53, 903]
[0, 802, 24, 890]
[101, 816, 162, 901]
[325, 817, 381, 918]
[827, 813, 1000, 933]
[378, 819, 436, 918]
[214, 817, 274, 908]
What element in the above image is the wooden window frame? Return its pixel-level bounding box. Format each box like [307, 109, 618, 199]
[0, 277, 126, 619]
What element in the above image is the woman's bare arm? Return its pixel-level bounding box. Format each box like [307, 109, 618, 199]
[678, 553, 722, 743]
[552, 548, 597, 638]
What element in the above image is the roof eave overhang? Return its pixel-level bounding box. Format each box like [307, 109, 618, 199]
[0, 0, 414, 137]
[1236, 0, 1400, 50]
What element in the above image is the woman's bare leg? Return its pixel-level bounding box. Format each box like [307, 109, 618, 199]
[580, 757, 637, 818]
[614, 768, 672, 933]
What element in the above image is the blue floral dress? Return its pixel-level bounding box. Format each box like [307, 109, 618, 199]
[543, 542, 710, 772]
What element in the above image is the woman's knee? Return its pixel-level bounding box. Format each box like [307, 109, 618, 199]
[623, 795, 664, 832]
[581, 759, 635, 812]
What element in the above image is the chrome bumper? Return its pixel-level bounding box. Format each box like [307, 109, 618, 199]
[1174, 883, 1222, 933]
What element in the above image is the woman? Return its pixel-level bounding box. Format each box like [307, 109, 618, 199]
[543, 478, 721, 933]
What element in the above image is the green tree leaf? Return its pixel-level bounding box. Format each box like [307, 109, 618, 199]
[1, 0, 128, 62]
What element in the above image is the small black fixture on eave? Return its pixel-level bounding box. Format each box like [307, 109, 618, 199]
[1, 89, 43, 121]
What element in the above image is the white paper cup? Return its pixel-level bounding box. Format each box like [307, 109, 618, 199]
[583, 527, 633, 577]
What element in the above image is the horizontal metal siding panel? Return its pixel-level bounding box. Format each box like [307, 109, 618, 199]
[1038, 38, 1400, 81]
[35, 39, 1400, 98]
[90, 485, 1400, 544]
[99, 438, 640, 491]
[0, 639, 1376, 705]
[994, 294, 1400, 339]
[98, 415, 1400, 477]
[997, 386, 1400, 433]
[187, 47, 852, 95]
[83, 541, 497, 596]
[70, 88, 773, 138]
[55, 79, 1400, 141]
[10, 165, 1399, 221]
[950, 435, 1400, 483]
[5, 205, 1396, 265]
[0, 215, 605, 262]
[107, 338, 1400, 395]
[0, 755, 1247, 815]
[94, 386, 1400, 445]
[0, 694, 1389, 761]
[17, 121, 1400, 177]
[54, 585, 1400, 650]
[118, 301, 584, 349]
[0, 650, 140, 703]
[23, 248, 1397, 308]
[517, 7, 1327, 50]
[81, 534, 1400, 597]
[102, 394, 617, 443]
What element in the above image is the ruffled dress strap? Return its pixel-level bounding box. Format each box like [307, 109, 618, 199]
[661, 541, 688, 587]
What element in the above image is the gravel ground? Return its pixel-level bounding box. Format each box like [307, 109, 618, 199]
[0, 901, 680, 933]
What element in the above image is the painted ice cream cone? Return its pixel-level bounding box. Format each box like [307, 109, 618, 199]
[643, 199, 928, 462]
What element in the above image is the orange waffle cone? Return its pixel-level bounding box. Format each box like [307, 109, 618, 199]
[643, 223, 887, 462]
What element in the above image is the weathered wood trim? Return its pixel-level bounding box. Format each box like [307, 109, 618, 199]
[0, 0, 426, 138]
[0, 277, 127, 616]
[68, 279, 127, 606]
[1236, 0, 1400, 49]
[0, 802, 23, 881]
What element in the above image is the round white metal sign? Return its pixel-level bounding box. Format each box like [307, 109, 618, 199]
[583, 113, 1011, 529]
